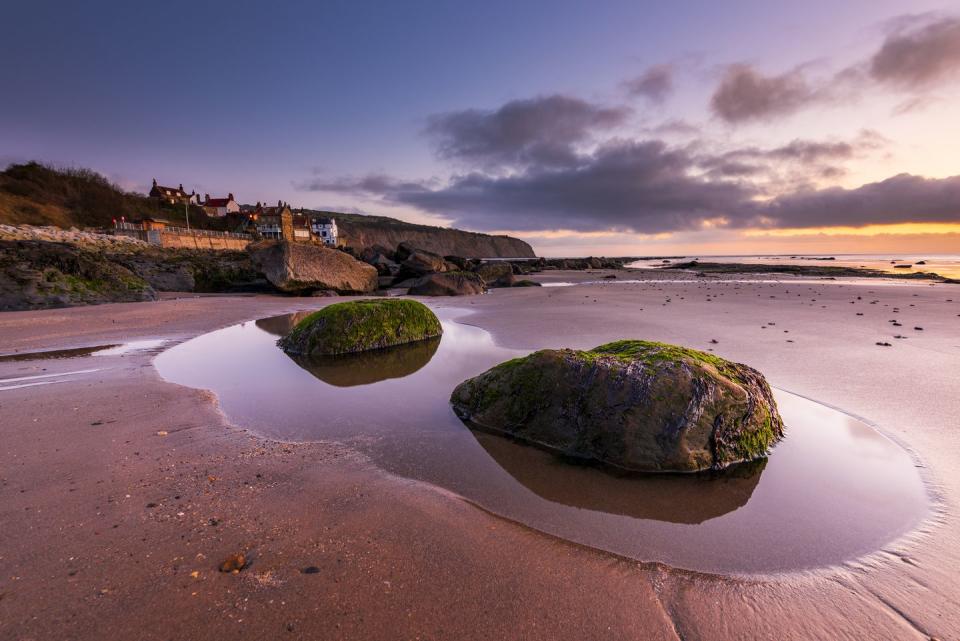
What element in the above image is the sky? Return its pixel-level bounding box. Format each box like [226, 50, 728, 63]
[2, 0, 959, 256]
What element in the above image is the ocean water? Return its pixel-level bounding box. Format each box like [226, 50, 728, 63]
[628, 254, 960, 280]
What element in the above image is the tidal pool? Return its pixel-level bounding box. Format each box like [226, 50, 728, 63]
[154, 309, 929, 574]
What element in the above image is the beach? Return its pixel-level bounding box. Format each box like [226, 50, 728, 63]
[2, 271, 959, 640]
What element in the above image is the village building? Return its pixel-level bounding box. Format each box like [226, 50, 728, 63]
[253, 201, 299, 240]
[149, 179, 197, 205]
[310, 215, 338, 246]
[202, 193, 240, 217]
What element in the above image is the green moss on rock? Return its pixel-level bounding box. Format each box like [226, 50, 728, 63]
[450, 339, 784, 473]
[278, 299, 442, 356]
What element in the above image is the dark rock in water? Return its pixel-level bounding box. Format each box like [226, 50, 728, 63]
[512, 279, 542, 287]
[602, 274, 617, 279]
[408, 271, 486, 296]
[248, 240, 378, 294]
[474, 262, 515, 288]
[288, 336, 440, 386]
[450, 340, 784, 473]
[279, 299, 442, 355]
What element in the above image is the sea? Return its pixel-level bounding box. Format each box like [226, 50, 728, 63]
[627, 254, 960, 280]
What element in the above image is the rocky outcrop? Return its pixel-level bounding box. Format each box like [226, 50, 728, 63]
[395, 242, 451, 277]
[408, 271, 486, 296]
[0, 239, 157, 311]
[331, 213, 535, 258]
[450, 340, 784, 473]
[279, 299, 442, 355]
[248, 240, 378, 294]
[474, 262, 515, 288]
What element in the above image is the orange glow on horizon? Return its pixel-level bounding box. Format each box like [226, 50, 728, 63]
[744, 222, 960, 238]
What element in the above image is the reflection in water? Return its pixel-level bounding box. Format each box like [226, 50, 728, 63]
[472, 430, 764, 524]
[255, 312, 313, 337]
[290, 337, 441, 387]
[155, 310, 930, 573]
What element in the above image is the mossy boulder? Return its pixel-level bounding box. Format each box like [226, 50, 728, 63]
[278, 299, 442, 356]
[450, 340, 784, 473]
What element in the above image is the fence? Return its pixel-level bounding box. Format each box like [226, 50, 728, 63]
[113, 225, 252, 250]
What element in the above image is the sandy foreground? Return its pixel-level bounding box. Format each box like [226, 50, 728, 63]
[1, 270, 959, 640]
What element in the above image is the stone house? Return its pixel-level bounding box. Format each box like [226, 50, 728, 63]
[202, 193, 240, 217]
[149, 179, 197, 205]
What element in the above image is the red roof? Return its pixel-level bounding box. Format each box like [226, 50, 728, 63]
[205, 198, 231, 207]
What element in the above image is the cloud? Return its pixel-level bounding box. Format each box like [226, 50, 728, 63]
[870, 16, 960, 90]
[423, 95, 630, 170]
[304, 128, 956, 236]
[763, 173, 960, 228]
[307, 139, 759, 234]
[698, 130, 887, 183]
[623, 64, 673, 103]
[709, 64, 822, 123]
[710, 15, 960, 123]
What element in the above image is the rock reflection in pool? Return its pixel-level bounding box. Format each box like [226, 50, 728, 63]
[290, 338, 441, 387]
[257, 311, 442, 387]
[471, 430, 765, 524]
[155, 309, 930, 573]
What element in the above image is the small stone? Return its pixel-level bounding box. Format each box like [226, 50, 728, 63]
[219, 553, 247, 573]
[301, 566, 321, 575]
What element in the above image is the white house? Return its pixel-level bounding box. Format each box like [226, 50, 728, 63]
[310, 216, 338, 246]
[202, 193, 240, 217]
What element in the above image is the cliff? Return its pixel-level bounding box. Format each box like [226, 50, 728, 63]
[326, 212, 536, 258]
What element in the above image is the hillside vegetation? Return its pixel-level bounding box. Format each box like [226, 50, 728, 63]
[0, 162, 214, 229]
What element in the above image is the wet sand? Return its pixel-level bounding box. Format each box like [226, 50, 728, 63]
[2, 275, 959, 640]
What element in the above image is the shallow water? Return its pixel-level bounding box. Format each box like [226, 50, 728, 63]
[0, 339, 168, 362]
[627, 254, 960, 280]
[154, 310, 929, 574]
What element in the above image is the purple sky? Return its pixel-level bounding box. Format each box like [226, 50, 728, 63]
[3, 1, 959, 254]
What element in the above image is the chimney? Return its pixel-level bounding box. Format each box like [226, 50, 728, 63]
[179, 183, 184, 192]
[152, 178, 157, 187]
[205, 193, 210, 202]
[228, 193, 234, 201]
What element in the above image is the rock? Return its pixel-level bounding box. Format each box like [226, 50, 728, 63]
[399, 247, 449, 277]
[450, 340, 784, 473]
[474, 262, 516, 288]
[219, 553, 247, 573]
[278, 299, 442, 355]
[512, 280, 542, 287]
[0, 240, 157, 311]
[248, 240, 378, 294]
[408, 271, 486, 296]
[368, 253, 400, 276]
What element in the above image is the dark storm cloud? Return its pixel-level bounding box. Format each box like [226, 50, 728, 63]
[710, 64, 820, 123]
[424, 95, 630, 169]
[623, 64, 673, 103]
[763, 173, 960, 228]
[305, 128, 959, 235]
[870, 16, 960, 89]
[309, 139, 760, 233]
